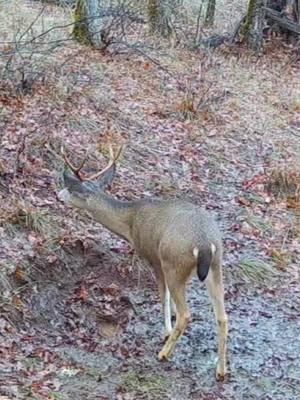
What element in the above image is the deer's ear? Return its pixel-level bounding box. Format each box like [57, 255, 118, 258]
[63, 170, 94, 194]
[62, 165, 116, 195]
[63, 170, 83, 190]
[94, 163, 116, 190]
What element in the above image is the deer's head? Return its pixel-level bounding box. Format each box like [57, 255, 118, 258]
[58, 144, 123, 202]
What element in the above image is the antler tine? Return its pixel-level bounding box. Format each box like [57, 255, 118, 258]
[61, 146, 89, 181]
[113, 144, 123, 162]
[85, 144, 123, 181]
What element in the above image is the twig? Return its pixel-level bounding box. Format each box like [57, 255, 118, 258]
[14, 133, 28, 178]
[195, 82, 213, 111]
[17, 5, 47, 43]
[281, 227, 290, 251]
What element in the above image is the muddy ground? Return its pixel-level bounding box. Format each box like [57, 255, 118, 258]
[1, 1, 300, 399]
[1, 245, 300, 400]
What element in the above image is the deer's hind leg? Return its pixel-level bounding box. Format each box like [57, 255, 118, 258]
[158, 262, 191, 360]
[206, 264, 228, 380]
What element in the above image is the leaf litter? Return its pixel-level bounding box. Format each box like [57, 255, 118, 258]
[0, 2, 300, 400]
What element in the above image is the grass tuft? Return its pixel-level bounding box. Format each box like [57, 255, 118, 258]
[10, 205, 49, 235]
[267, 161, 300, 202]
[238, 258, 279, 284]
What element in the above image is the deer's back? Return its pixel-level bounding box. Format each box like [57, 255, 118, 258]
[131, 199, 221, 267]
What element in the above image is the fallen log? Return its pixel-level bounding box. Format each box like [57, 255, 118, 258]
[263, 6, 300, 35]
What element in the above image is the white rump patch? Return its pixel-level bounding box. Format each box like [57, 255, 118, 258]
[193, 247, 199, 258]
[211, 243, 216, 255]
[58, 188, 71, 203]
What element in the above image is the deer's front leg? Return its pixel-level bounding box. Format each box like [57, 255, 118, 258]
[154, 265, 172, 339]
[163, 285, 172, 339]
[156, 276, 172, 339]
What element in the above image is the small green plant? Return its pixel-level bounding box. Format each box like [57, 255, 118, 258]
[48, 393, 64, 400]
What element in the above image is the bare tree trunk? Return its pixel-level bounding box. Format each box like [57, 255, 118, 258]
[290, 0, 299, 22]
[242, 0, 267, 51]
[148, 0, 172, 37]
[73, 0, 103, 47]
[203, 0, 216, 26]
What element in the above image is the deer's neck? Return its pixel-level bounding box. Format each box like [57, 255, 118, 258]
[69, 192, 136, 243]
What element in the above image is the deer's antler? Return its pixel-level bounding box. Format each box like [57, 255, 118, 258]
[61, 146, 89, 181]
[61, 144, 123, 181]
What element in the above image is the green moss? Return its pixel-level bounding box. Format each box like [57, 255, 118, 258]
[73, 0, 91, 45]
[204, 0, 216, 27]
[147, 0, 171, 37]
[241, 0, 256, 39]
[122, 371, 168, 399]
[148, 0, 160, 34]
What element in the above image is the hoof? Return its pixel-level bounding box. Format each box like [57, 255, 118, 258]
[216, 371, 226, 381]
[158, 350, 169, 361]
[216, 363, 228, 381]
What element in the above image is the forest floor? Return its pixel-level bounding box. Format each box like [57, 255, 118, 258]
[0, 1, 300, 399]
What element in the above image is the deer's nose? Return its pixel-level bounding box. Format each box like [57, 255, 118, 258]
[58, 188, 71, 202]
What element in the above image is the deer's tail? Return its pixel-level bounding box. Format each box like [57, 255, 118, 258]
[193, 243, 216, 282]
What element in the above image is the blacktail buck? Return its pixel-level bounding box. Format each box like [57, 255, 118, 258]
[58, 145, 228, 379]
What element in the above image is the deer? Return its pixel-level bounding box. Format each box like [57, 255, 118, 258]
[57, 144, 228, 380]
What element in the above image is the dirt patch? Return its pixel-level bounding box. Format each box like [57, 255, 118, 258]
[2, 269, 299, 399]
